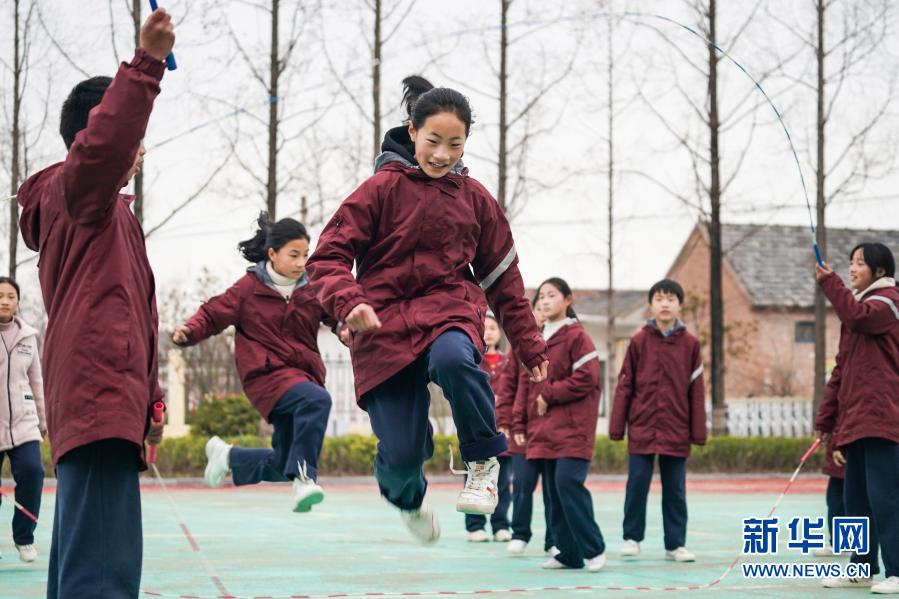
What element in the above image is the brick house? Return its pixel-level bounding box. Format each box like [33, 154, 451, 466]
[667, 222, 899, 400]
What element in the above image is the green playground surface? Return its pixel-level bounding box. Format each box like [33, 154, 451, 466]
[0, 476, 881, 598]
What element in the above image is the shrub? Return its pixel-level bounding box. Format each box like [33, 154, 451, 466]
[190, 394, 260, 438]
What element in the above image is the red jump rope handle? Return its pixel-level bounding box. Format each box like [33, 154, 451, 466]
[801, 438, 822, 463]
[147, 401, 165, 464]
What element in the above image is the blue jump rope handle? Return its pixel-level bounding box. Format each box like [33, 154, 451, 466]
[148, 0, 177, 71]
[814, 242, 824, 267]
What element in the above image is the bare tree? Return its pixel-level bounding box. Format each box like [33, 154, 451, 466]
[320, 0, 415, 166]
[5, 0, 34, 277]
[217, 0, 322, 218]
[492, 0, 581, 216]
[631, 0, 785, 434]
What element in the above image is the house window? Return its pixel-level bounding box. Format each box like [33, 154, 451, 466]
[795, 321, 815, 343]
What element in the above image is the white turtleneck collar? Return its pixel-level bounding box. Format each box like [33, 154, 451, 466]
[543, 317, 577, 340]
[266, 262, 298, 299]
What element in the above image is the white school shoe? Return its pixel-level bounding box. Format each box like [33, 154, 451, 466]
[546, 546, 561, 557]
[665, 547, 696, 562]
[821, 576, 873, 588]
[15, 544, 37, 563]
[620, 539, 641, 557]
[872, 577, 899, 594]
[468, 529, 490, 543]
[585, 552, 607, 572]
[204, 436, 232, 488]
[456, 458, 500, 515]
[541, 557, 571, 570]
[401, 504, 441, 545]
[494, 529, 512, 542]
[507, 539, 528, 555]
[292, 462, 325, 513]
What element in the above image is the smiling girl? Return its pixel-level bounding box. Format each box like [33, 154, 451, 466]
[815, 243, 899, 593]
[307, 76, 547, 543]
[174, 213, 337, 513]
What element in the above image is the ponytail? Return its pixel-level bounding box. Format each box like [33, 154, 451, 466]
[401, 75, 475, 136]
[238, 211, 310, 263]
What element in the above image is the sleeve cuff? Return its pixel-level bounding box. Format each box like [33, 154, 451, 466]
[337, 295, 369, 322]
[131, 48, 166, 80]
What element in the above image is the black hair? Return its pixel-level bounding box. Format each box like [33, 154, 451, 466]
[849, 242, 895, 279]
[0, 276, 20, 300]
[238, 212, 310, 264]
[648, 279, 685, 304]
[538, 277, 577, 319]
[402, 75, 474, 136]
[60, 76, 113, 149]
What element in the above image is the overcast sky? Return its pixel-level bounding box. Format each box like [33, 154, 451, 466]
[2, 0, 898, 319]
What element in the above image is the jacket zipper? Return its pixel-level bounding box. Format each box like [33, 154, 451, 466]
[1, 336, 13, 447]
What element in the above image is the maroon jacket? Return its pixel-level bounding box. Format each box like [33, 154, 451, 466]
[17, 50, 166, 466]
[180, 267, 334, 420]
[481, 351, 510, 456]
[307, 160, 547, 402]
[512, 320, 601, 461]
[815, 273, 899, 448]
[495, 355, 519, 445]
[609, 322, 707, 458]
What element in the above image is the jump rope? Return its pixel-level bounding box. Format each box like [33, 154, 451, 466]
[2, 7, 832, 597]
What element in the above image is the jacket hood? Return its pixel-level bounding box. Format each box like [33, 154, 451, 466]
[16, 164, 62, 252]
[373, 125, 465, 175]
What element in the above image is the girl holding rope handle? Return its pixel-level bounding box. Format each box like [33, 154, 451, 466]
[0, 277, 45, 564]
[815, 242, 899, 594]
[307, 75, 548, 544]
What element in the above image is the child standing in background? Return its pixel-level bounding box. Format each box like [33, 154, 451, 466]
[514, 278, 605, 571]
[610, 279, 706, 563]
[466, 312, 513, 543]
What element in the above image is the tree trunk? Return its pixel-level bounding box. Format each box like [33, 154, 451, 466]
[300, 195, 308, 224]
[9, 0, 22, 278]
[132, 0, 144, 225]
[497, 0, 510, 213]
[267, 0, 280, 218]
[707, 0, 726, 435]
[605, 13, 616, 411]
[813, 0, 827, 419]
[372, 0, 382, 163]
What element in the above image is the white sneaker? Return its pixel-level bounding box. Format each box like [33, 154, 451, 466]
[204, 436, 232, 488]
[822, 576, 873, 588]
[15, 544, 36, 563]
[292, 463, 324, 513]
[456, 458, 500, 515]
[401, 504, 440, 544]
[620, 539, 641, 557]
[665, 547, 696, 562]
[872, 577, 899, 594]
[586, 553, 606, 572]
[468, 529, 490, 542]
[546, 546, 561, 557]
[507, 539, 528, 555]
[541, 557, 571, 569]
[494, 529, 512, 542]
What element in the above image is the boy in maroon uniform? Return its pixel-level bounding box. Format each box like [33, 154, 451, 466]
[610, 279, 706, 563]
[16, 9, 174, 598]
